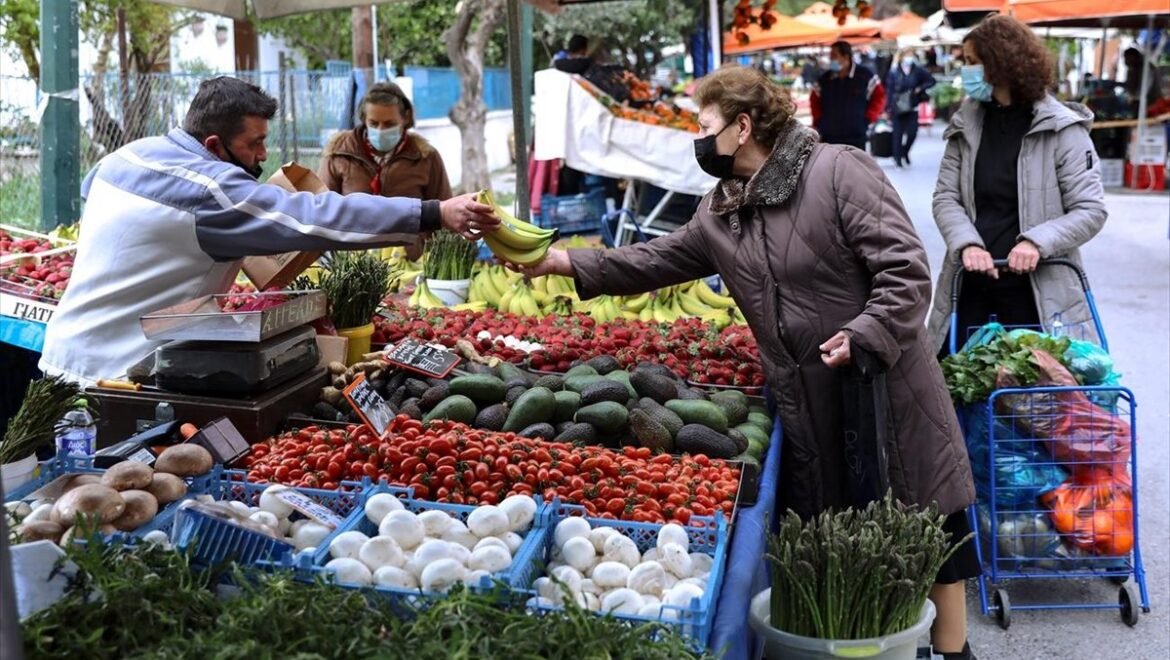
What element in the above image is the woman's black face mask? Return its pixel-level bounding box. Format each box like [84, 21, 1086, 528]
[693, 121, 742, 179]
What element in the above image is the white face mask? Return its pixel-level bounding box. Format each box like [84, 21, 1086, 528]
[902, 57, 916, 70]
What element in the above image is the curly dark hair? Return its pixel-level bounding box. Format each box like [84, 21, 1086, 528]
[694, 66, 796, 149]
[964, 14, 1055, 105]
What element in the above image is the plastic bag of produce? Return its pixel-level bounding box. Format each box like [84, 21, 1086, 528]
[1065, 339, 1116, 385]
[959, 321, 1007, 354]
[993, 350, 1131, 468]
[976, 505, 1063, 567]
[1040, 469, 1134, 556]
[961, 404, 1067, 507]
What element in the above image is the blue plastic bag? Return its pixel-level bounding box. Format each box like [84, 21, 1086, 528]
[960, 404, 1067, 508]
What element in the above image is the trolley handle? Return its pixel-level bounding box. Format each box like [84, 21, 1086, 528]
[946, 257, 1107, 353]
[948, 257, 1091, 307]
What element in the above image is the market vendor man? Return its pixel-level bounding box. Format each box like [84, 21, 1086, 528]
[38, 76, 498, 387]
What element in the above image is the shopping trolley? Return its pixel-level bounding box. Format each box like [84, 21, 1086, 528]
[947, 258, 1149, 629]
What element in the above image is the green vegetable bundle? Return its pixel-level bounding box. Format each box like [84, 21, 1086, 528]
[941, 330, 1072, 405]
[316, 251, 392, 330]
[24, 540, 714, 660]
[0, 376, 87, 465]
[423, 230, 478, 281]
[766, 493, 969, 640]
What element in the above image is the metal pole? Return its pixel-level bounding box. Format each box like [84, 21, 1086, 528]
[290, 68, 300, 163]
[278, 52, 288, 164]
[506, 0, 531, 221]
[371, 4, 380, 81]
[39, 0, 81, 230]
[708, 0, 722, 73]
[521, 1, 534, 141]
[0, 472, 24, 660]
[117, 7, 130, 132]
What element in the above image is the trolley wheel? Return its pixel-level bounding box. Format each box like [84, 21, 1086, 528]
[993, 588, 1011, 630]
[1108, 575, 1129, 586]
[1119, 584, 1140, 627]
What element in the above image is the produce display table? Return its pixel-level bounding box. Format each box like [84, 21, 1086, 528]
[710, 417, 783, 660]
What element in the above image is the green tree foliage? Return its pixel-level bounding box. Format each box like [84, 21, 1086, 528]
[0, 0, 39, 79]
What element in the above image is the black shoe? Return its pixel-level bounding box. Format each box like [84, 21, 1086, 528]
[894, 159, 904, 168]
[905, 154, 912, 165]
[939, 641, 976, 660]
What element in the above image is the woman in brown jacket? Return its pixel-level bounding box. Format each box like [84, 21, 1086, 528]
[519, 67, 978, 659]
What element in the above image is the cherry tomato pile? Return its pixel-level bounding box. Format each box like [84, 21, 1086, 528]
[1, 230, 74, 301]
[240, 417, 741, 525]
[373, 303, 765, 388]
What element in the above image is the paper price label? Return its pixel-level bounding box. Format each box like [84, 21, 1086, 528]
[273, 490, 344, 529]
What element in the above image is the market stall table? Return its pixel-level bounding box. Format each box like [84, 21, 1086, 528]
[710, 415, 783, 659]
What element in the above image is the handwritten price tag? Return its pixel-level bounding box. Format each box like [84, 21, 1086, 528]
[273, 490, 345, 529]
[342, 373, 394, 437]
[382, 339, 461, 379]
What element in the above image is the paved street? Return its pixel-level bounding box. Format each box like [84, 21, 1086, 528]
[883, 129, 1170, 660]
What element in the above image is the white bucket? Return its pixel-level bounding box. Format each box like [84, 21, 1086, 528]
[1, 453, 39, 493]
[428, 278, 472, 305]
[749, 589, 936, 660]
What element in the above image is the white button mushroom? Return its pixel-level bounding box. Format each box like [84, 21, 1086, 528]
[498, 495, 537, 532]
[600, 588, 645, 616]
[379, 510, 425, 550]
[656, 523, 690, 553]
[590, 561, 632, 589]
[601, 534, 641, 569]
[467, 505, 510, 539]
[328, 530, 370, 560]
[420, 558, 467, 592]
[659, 542, 694, 579]
[365, 493, 406, 526]
[468, 545, 512, 573]
[325, 557, 373, 586]
[418, 510, 455, 537]
[258, 485, 294, 519]
[588, 527, 621, 554]
[626, 560, 668, 597]
[554, 516, 592, 550]
[561, 536, 598, 573]
[373, 565, 418, 590]
[358, 536, 405, 571]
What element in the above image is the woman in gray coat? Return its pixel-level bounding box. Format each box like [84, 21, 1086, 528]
[930, 15, 1107, 354]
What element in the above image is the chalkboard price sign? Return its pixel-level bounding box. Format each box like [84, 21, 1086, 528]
[382, 339, 461, 378]
[342, 373, 394, 436]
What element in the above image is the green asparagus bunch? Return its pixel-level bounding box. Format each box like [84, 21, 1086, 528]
[423, 230, 478, 281]
[766, 492, 970, 640]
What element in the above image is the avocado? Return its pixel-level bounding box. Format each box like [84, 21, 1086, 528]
[664, 400, 729, 434]
[464, 362, 496, 376]
[533, 374, 565, 392]
[474, 403, 509, 431]
[585, 355, 621, 375]
[505, 385, 528, 406]
[727, 427, 750, 455]
[675, 424, 739, 459]
[518, 423, 556, 440]
[312, 402, 344, 422]
[633, 362, 679, 382]
[563, 374, 608, 394]
[631, 370, 680, 404]
[626, 398, 641, 412]
[405, 378, 431, 399]
[629, 409, 673, 453]
[417, 382, 450, 412]
[553, 390, 582, 423]
[556, 422, 599, 445]
[555, 420, 575, 436]
[604, 370, 638, 399]
[503, 386, 557, 432]
[675, 384, 709, 401]
[732, 452, 761, 468]
[496, 361, 534, 387]
[574, 401, 630, 435]
[747, 412, 773, 435]
[709, 391, 750, 426]
[749, 405, 769, 417]
[564, 364, 599, 379]
[638, 398, 685, 438]
[399, 397, 422, 420]
[423, 395, 477, 425]
[580, 380, 631, 407]
[746, 438, 767, 461]
[386, 385, 407, 410]
[449, 375, 507, 405]
[735, 423, 769, 448]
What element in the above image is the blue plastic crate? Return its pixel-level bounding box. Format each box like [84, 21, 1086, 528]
[4, 453, 219, 540]
[286, 484, 548, 611]
[537, 189, 607, 236]
[530, 502, 729, 648]
[169, 470, 384, 567]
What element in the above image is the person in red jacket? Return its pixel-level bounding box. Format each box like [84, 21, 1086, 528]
[810, 41, 886, 149]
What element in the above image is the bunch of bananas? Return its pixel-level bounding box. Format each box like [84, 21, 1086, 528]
[543, 295, 576, 316]
[497, 279, 543, 317]
[382, 246, 423, 293]
[477, 190, 559, 266]
[468, 264, 520, 306]
[409, 278, 445, 309]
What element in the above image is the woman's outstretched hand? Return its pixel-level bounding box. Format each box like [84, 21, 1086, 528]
[501, 248, 575, 279]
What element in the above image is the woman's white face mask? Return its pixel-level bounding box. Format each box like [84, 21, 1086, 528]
[367, 126, 402, 153]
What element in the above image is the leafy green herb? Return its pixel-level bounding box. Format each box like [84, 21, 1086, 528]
[316, 251, 392, 330]
[941, 330, 1073, 405]
[423, 230, 478, 281]
[766, 493, 969, 640]
[22, 540, 714, 660]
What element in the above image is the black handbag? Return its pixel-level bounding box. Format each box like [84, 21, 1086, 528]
[841, 345, 893, 507]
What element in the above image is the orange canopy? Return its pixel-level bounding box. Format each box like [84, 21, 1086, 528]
[796, 8, 883, 40]
[723, 12, 841, 55]
[942, 0, 1003, 10]
[1006, 0, 1169, 27]
[881, 10, 926, 40]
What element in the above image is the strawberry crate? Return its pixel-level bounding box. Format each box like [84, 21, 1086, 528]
[4, 452, 220, 539]
[275, 484, 549, 615]
[527, 502, 729, 648]
[168, 470, 389, 567]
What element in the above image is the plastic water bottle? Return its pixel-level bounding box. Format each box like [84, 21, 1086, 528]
[1050, 312, 1065, 338]
[56, 400, 97, 458]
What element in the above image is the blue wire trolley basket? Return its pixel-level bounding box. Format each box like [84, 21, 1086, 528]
[947, 258, 1149, 628]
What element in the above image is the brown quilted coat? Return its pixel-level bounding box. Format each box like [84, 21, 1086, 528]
[569, 121, 975, 518]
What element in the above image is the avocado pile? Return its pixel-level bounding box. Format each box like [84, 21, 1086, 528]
[409, 356, 773, 465]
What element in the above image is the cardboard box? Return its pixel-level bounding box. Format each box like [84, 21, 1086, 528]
[315, 335, 349, 369]
[241, 162, 326, 290]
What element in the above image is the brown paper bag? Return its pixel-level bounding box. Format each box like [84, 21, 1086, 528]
[241, 162, 327, 290]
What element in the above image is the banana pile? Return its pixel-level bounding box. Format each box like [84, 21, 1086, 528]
[382, 246, 423, 294]
[477, 190, 559, 266]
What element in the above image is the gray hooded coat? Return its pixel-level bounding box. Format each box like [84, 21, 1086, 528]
[928, 95, 1108, 351]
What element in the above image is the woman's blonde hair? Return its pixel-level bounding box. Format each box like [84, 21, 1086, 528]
[694, 66, 795, 149]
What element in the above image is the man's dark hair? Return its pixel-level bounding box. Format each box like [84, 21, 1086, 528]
[568, 34, 588, 54]
[831, 41, 852, 58]
[183, 76, 277, 142]
[1123, 47, 1142, 63]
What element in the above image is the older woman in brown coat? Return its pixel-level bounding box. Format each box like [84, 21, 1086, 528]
[519, 66, 979, 659]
